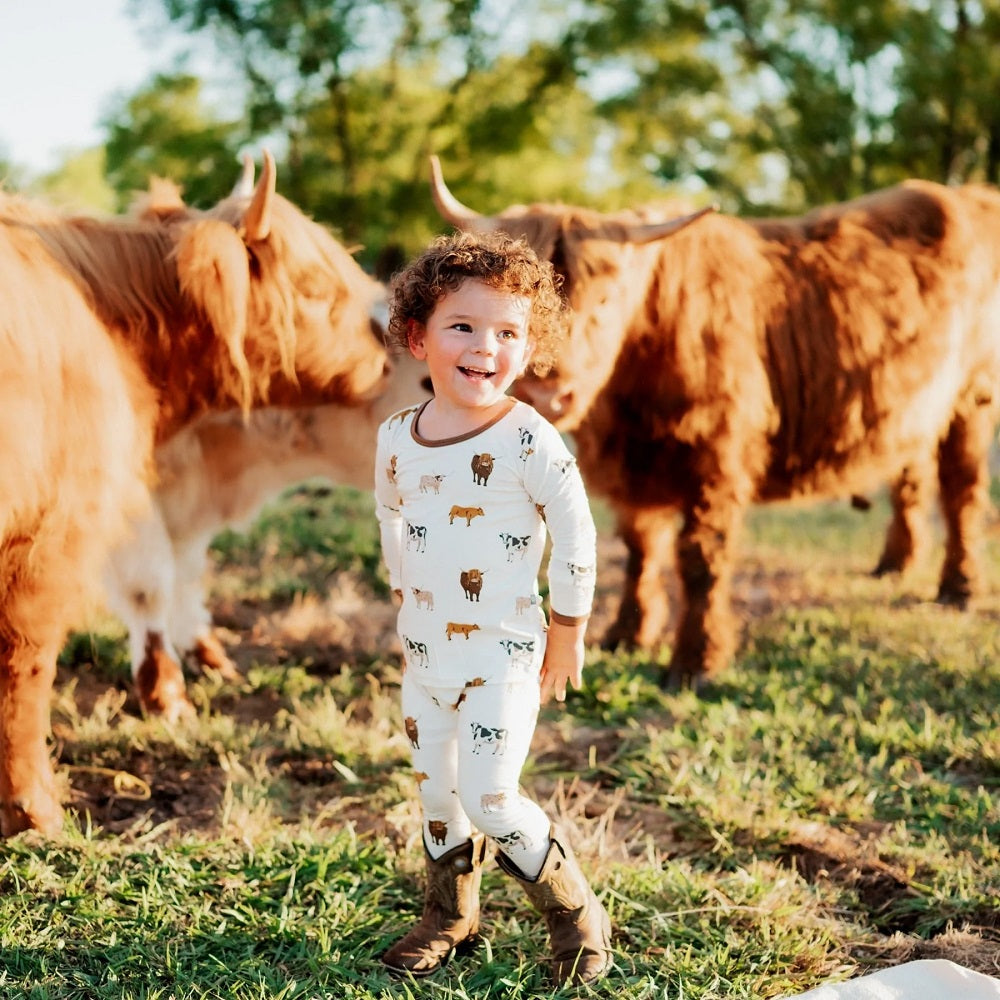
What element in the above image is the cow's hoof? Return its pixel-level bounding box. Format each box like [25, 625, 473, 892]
[935, 585, 971, 610]
[872, 557, 902, 577]
[137, 672, 196, 722]
[600, 629, 637, 653]
[138, 682, 196, 723]
[660, 664, 703, 693]
[873, 546, 922, 576]
[148, 695, 197, 725]
[136, 634, 195, 722]
[1, 793, 64, 838]
[191, 634, 241, 681]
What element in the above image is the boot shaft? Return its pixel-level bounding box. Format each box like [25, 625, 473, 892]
[382, 834, 487, 977]
[496, 834, 613, 985]
[423, 834, 487, 920]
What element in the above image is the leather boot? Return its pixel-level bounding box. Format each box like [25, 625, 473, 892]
[382, 835, 487, 976]
[497, 836, 613, 985]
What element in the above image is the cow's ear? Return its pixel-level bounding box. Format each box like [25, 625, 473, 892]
[174, 219, 253, 410]
[132, 177, 186, 222]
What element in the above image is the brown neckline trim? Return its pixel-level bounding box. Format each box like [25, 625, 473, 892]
[410, 397, 518, 447]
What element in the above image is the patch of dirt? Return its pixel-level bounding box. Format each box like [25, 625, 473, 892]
[777, 820, 1000, 941]
[212, 577, 401, 675]
[205, 683, 287, 726]
[905, 928, 1000, 975]
[777, 821, 1000, 975]
[588, 531, 860, 654]
[62, 745, 226, 837]
[867, 927, 1000, 977]
[532, 722, 629, 774]
[778, 821, 915, 925]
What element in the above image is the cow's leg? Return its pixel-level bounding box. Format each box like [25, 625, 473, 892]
[666, 485, 746, 688]
[104, 509, 193, 721]
[935, 402, 994, 608]
[134, 631, 192, 722]
[0, 530, 68, 835]
[602, 508, 675, 650]
[873, 462, 935, 576]
[171, 537, 240, 681]
[0, 633, 64, 837]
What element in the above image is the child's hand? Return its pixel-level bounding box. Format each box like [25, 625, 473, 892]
[540, 620, 587, 703]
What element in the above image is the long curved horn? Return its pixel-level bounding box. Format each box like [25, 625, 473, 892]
[231, 153, 255, 197]
[621, 204, 719, 245]
[429, 155, 491, 229]
[244, 150, 276, 242]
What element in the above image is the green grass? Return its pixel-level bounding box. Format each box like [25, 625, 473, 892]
[15, 485, 1000, 997]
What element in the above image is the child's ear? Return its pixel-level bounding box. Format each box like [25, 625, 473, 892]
[407, 319, 427, 360]
[518, 340, 536, 376]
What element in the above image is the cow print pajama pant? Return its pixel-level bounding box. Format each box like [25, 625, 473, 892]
[401, 671, 552, 878]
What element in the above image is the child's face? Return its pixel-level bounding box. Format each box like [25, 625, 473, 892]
[408, 278, 534, 419]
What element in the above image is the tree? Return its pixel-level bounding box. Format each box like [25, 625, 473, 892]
[565, 0, 1000, 208]
[890, 0, 1000, 185]
[30, 149, 118, 213]
[0, 147, 31, 194]
[138, 0, 612, 262]
[102, 72, 245, 209]
[133, 0, 1000, 235]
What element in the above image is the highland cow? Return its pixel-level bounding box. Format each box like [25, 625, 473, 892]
[0, 153, 388, 835]
[431, 156, 1000, 687]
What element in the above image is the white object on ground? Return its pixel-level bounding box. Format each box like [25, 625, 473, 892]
[782, 960, 1000, 1000]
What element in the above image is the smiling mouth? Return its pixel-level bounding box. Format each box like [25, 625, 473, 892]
[459, 366, 495, 380]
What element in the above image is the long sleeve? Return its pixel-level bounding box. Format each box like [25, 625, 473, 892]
[522, 418, 597, 621]
[374, 420, 404, 592]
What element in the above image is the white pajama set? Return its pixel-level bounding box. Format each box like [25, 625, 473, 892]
[375, 398, 597, 873]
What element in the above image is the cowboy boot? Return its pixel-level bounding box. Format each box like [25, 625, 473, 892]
[497, 835, 613, 985]
[382, 834, 487, 976]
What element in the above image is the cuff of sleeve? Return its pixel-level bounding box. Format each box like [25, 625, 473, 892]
[550, 610, 590, 626]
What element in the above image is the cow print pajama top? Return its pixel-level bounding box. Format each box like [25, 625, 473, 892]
[375, 398, 597, 687]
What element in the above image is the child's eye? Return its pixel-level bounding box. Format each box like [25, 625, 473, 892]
[499, 329, 518, 340]
[452, 322, 472, 332]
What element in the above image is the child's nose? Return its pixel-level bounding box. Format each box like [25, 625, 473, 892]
[472, 330, 498, 353]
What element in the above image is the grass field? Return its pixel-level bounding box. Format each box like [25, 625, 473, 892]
[4, 483, 999, 999]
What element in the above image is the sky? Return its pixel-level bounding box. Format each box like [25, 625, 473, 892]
[0, 0, 180, 173]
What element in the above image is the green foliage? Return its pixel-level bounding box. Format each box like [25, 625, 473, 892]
[10, 0, 1000, 224]
[102, 72, 244, 210]
[58, 623, 131, 680]
[209, 482, 389, 599]
[27, 149, 119, 213]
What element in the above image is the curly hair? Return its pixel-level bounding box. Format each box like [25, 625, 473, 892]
[386, 230, 568, 375]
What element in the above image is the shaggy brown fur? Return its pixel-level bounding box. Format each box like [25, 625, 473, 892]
[105, 353, 432, 723]
[432, 169, 1000, 686]
[0, 156, 388, 835]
